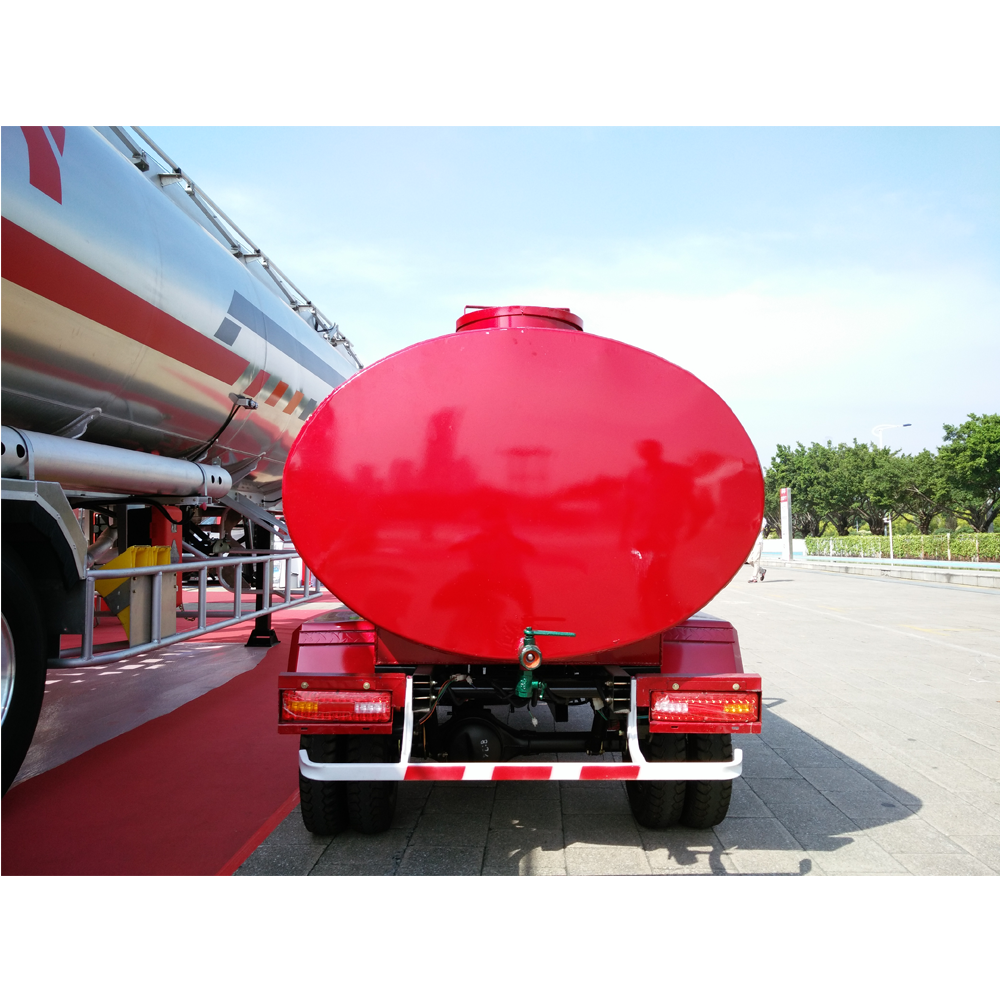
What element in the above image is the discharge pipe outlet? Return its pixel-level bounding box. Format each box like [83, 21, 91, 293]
[0, 426, 232, 498]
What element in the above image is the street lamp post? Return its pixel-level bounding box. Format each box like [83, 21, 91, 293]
[872, 423, 912, 448]
[870, 424, 909, 563]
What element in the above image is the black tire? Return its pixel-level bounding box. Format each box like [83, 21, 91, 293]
[625, 733, 687, 829]
[299, 735, 349, 836]
[346, 735, 398, 834]
[2, 552, 48, 796]
[681, 734, 734, 829]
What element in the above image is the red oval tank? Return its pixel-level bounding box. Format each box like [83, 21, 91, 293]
[283, 307, 763, 661]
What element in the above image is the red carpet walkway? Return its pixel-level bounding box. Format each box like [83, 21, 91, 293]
[2, 604, 333, 875]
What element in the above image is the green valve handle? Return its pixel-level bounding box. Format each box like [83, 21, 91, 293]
[518, 626, 575, 671]
[515, 674, 548, 700]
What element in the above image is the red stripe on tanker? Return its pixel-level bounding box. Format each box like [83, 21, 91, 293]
[2, 218, 248, 384]
[283, 305, 764, 661]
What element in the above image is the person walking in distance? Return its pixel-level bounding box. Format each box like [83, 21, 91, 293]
[747, 518, 767, 583]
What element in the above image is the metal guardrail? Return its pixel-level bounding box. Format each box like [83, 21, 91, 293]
[51, 549, 325, 668]
[799, 554, 999, 572]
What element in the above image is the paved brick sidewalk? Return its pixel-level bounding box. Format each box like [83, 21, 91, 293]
[239, 567, 1000, 875]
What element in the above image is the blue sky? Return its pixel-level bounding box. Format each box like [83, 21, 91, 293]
[146, 126, 999, 464]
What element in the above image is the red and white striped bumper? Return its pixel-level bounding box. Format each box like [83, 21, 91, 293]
[298, 756, 743, 782]
[298, 677, 743, 782]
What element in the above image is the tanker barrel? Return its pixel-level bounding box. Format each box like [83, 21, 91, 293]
[1, 126, 362, 499]
[1, 426, 232, 498]
[283, 305, 765, 663]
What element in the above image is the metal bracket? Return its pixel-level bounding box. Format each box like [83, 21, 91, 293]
[400, 675, 414, 766]
[220, 491, 290, 541]
[52, 407, 102, 440]
[626, 677, 646, 764]
[224, 455, 262, 487]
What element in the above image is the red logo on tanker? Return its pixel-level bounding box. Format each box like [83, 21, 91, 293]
[20, 127, 66, 203]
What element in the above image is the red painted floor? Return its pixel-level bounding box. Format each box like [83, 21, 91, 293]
[3, 602, 335, 876]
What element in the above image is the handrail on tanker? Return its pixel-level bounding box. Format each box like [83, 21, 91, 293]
[50, 549, 325, 669]
[121, 126, 362, 368]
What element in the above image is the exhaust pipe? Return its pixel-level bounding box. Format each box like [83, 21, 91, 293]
[1, 426, 232, 498]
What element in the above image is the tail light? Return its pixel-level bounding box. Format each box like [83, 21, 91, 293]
[650, 691, 758, 723]
[281, 689, 392, 723]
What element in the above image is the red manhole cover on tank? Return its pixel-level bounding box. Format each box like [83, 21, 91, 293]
[283, 311, 763, 661]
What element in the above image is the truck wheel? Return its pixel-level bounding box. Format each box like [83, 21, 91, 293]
[346, 735, 398, 834]
[2, 553, 48, 795]
[625, 733, 687, 829]
[299, 735, 349, 836]
[681, 734, 733, 829]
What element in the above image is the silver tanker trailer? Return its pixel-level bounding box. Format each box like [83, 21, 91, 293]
[1, 126, 362, 793]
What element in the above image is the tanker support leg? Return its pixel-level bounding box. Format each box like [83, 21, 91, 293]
[246, 523, 279, 648]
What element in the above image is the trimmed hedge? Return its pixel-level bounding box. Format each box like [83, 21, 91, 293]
[804, 534, 1000, 562]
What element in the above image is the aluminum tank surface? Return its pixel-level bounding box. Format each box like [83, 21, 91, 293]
[1, 126, 360, 497]
[283, 307, 765, 661]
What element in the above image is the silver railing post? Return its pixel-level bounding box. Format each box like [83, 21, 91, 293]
[151, 569, 162, 644]
[83, 575, 95, 660]
[198, 565, 208, 629]
[284, 553, 292, 605]
[234, 557, 243, 617]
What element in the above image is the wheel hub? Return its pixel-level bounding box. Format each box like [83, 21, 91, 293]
[1, 613, 15, 726]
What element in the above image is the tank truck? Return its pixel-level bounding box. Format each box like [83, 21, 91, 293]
[279, 305, 764, 833]
[1, 126, 362, 793]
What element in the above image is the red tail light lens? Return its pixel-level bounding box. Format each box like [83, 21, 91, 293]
[282, 689, 392, 722]
[650, 691, 758, 723]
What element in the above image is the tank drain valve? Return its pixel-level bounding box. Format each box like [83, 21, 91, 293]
[516, 628, 575, 700]
[518, 627, 575, 670]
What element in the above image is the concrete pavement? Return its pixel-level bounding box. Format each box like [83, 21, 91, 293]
[239, 566, 1000, 875]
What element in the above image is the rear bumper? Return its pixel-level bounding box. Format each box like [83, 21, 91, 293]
[299, 677, 743, 782]
[299, 754, 743, 782]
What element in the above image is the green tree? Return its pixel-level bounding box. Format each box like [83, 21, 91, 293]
[809, 441, 855, 535]
[764, 443, 828, 537]
[938, 413, 1000, 532]
[795, 442, 833, 537]
[762, 460, 782, 537]
[897, 449, 949, 534]
[835, 441, 906, 535]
